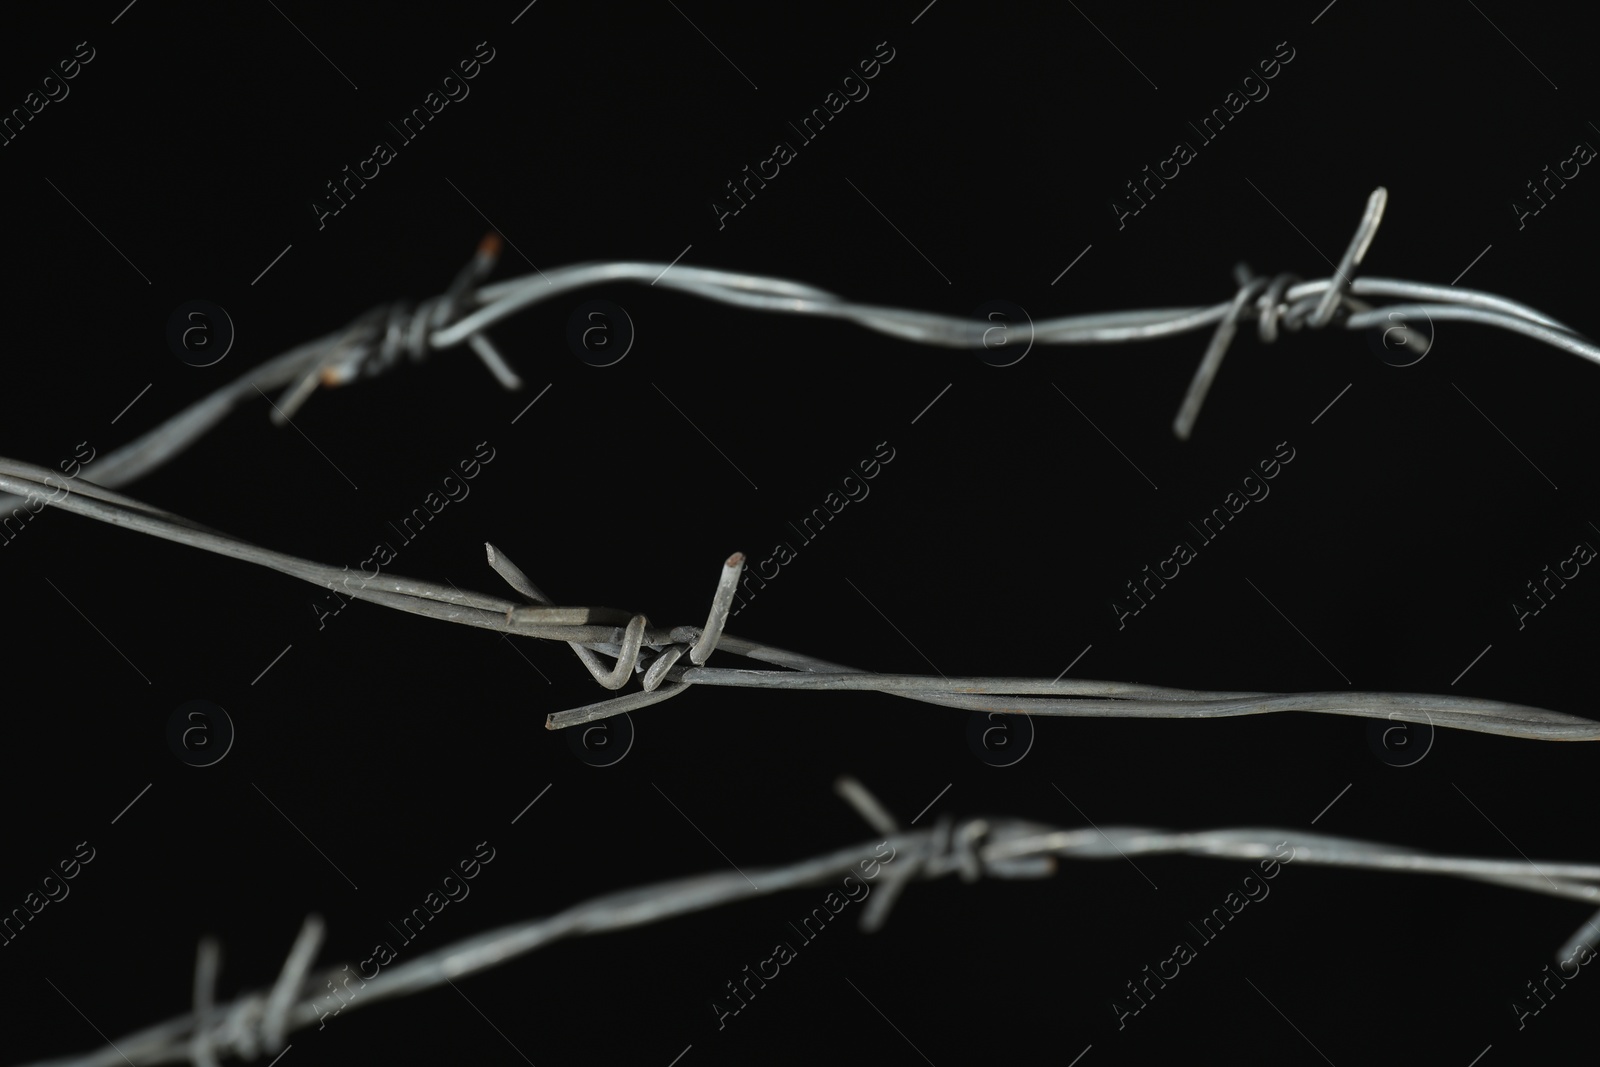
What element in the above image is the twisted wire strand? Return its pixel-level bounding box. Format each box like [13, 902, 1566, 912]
[4, 189, 1594, 517]
[2, 453, 1597, 747]
[16, 777, 1600, 1067]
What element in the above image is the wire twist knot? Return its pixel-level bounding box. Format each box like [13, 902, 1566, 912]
[270, 233, 519, 424]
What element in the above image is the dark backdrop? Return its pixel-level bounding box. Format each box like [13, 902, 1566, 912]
[2, 2, 1598, 1064]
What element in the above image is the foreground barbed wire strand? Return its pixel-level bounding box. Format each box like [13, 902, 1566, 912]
[2, 451, 1597, 743]
[17, 776, 1600, 1067]
[3, 188, 1595, 519]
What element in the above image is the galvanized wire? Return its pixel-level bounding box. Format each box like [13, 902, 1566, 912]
[9, 186, 1600, 1066]
[14, 776, 1600, 1067]
[2, 452, 1596, 744]
[3, 189, 1595, 519]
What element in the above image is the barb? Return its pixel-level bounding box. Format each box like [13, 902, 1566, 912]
[2, 454, 1596, 745]
[3, 188, 1594, 517]
[17, 776, 1600, 1067]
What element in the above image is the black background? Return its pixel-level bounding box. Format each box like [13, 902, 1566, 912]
[3, 1, 1599, 1063]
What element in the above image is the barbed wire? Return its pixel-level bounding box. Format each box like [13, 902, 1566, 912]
[2, 451, 1596, 744]
[10, 185, 1600, 1065]
[4, 188, 1595, 520]
[16, 775, 1600, 1067]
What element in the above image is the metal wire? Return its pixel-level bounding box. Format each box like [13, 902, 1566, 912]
[10, 186, 1600, 1065]
[3, 188, 1595, 518]
[2, 453, 1597, 744]
[15, 776, 1600, 1067]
